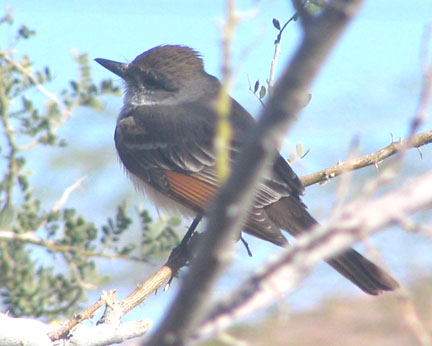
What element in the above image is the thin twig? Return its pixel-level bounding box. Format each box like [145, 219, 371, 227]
[48, 291, 115, 340]
[0, 50, 59, 102]
[52, 176, 87, 212]
[0, 50, 81, 151]
[300, 130, 432, 187]
[268, 5, 303, 92]
[0, 230, 144, 261]
[0, 74, 18, 210]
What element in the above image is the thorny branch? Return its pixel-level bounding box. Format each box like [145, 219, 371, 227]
[301, 130, 432, 187]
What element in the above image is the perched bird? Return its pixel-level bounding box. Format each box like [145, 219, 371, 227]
[95, 45, 399, 295]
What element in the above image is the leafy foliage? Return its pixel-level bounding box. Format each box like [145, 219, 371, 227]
[0, 14, 181, 319]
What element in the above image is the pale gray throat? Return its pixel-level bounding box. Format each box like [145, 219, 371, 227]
[123, 83, 179, 107]
[120, 79, 208, 116]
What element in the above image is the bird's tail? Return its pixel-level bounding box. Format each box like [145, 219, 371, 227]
[265, 197, 399, 295]
[327, 249, 399, 295]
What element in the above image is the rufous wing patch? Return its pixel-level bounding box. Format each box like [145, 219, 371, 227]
[165, 171, 216, 210]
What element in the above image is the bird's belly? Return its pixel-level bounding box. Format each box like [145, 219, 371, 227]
[129, 173, 196, 217]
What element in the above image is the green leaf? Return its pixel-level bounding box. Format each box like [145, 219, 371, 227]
[259, 86, 266, 99]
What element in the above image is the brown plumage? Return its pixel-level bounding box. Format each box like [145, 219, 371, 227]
[96, 45, 399, 295]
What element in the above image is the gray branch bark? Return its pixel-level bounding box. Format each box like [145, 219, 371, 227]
[144, 0, 365, 345]
[0, 313, 150, 346]
[195, 171, 432, 340]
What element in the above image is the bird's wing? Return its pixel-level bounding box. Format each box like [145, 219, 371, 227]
[114, 99, 303, 245]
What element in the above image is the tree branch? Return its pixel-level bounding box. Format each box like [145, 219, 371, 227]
[48, 291, 113, 340]
[47, 290, 152, 345]
[144, 1, 365, 345]
[0, 50, 89, 151]
[300, 130, 432, 187]
[196, 171, 432, 340]
[0, 50, 59, 103]
[49, 239, 192, 341]
[65, 320, 152, 346]
[1, 307, 151, 346]
[0, 230, 144, 261]
[0, 313, 53, 346]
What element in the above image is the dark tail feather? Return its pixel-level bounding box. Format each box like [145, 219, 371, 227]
[327, 249, 399, 295]
[265, 197, 399, 295]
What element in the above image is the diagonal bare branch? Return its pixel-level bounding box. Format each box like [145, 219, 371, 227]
[144, 0, 365, 345]
[197, 171, 432, 340]
[301, 130, 432, 187]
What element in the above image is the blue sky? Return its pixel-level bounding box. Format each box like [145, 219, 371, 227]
[2, 0, 432, 333]
[7, 0, 431, 157]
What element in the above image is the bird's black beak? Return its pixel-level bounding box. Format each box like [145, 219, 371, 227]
[95, 58, 128, 78]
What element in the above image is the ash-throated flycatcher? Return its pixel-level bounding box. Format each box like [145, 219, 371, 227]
[95, 45, 398, 294]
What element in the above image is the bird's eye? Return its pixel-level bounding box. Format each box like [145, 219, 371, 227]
[143, 74, 160, 88]
[138, 71, 178, 92]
